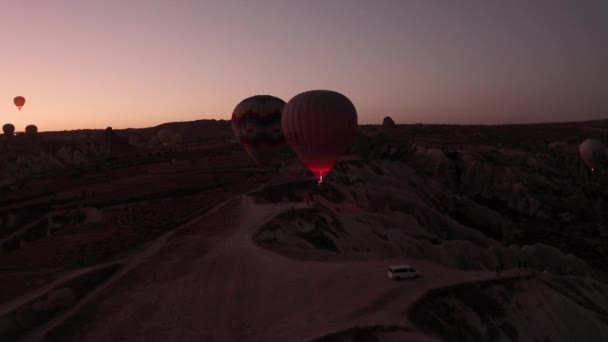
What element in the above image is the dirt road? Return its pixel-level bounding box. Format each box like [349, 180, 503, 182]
[36, 195, 522, 342]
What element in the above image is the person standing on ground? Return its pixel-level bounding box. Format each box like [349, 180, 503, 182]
[496, 264, 500, 277]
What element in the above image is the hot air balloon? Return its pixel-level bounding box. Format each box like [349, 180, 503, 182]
[231, 95, 286, 167]
[382, 116, 395, 127]
[13, 96, 25, 111]
[282, 90, 357, 184]
[25, 125, 38, 135]
[3, 123, 15, 136]
[579, 139, 608, 172]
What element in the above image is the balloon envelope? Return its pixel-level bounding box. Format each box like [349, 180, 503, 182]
[232, 95, 286, 167]
[382, 116, 396, 126]
[579, 139, 607, 171]
[3, 123, 15, 136]
[282, 90, 357, 182]
[25, 125, 38, 135]
[13, 96, 25, 110]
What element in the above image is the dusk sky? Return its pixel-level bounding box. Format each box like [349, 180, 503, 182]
[1, 0, 606, 132]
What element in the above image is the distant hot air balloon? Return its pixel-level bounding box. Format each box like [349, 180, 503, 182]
[129, 134, 143, 146]
[579, 139, 607, 172]
[13, 96, 25, 111]
[282, 90, 357, 184]
[25, 125, 38, 135]
[231, 95, 286, 167]
[382, 116, 396, 127]
[3, 123, 15, 136]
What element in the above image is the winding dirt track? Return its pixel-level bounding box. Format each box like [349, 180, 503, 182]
[28, 194, 527, 342]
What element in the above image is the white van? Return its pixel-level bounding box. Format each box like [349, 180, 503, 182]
[387, 265, 420, 280]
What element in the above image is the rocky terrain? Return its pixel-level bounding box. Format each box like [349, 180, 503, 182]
[2, 118, 608, 341]
[0, 120, 234, 188]
[255, 120, 608, 274]
[409, 273, 608, 342]
[251, 120, 608, 341]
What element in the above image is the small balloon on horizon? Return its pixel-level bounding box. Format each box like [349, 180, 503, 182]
[3, 123, 16, 136]
[25, 125, 38, 135]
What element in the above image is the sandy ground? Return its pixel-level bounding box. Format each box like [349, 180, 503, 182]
[32, 194, 526, 342]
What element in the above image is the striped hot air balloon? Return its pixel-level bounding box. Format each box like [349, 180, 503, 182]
[281, 90, 357, 184]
